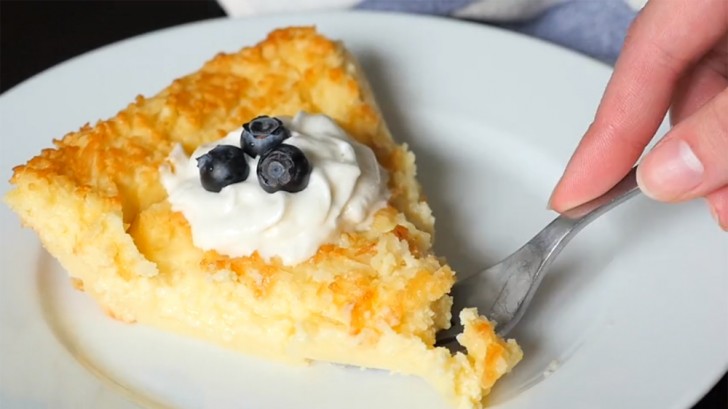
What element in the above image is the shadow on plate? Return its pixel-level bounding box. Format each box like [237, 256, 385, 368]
[357, 50, 497, 276]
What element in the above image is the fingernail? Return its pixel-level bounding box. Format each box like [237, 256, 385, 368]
[546, 175, 564, 211]
[708, 201, 719, 223]
[546, 191, 556, 210]
[637, 139, 704, 200]
[708, 201, 728, 231]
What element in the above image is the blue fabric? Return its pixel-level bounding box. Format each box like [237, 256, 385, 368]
[356, 0, 637, 64]
[357, 0, 473, 15]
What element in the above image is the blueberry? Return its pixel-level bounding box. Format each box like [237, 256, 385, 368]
[195, 145, 250, 192]
[241, 116, 290, 157]
[257, 144, 311, 194]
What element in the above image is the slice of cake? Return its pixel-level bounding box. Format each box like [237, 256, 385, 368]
[5, 27, 521, 409]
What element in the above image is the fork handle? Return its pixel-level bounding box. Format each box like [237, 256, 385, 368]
[492, 167, 641, 336]
[561, 167, 640, 222]
[440, 168, 641, 343]
[537, 167, 641, 257]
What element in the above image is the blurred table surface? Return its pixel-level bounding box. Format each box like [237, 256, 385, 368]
[0, 1, 725, 408]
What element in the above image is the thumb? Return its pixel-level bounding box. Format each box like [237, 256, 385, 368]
[637, 89, 728, 202]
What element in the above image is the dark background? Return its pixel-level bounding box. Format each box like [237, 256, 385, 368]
[0, 0, 226, 92]
[0, 1, 725, 408]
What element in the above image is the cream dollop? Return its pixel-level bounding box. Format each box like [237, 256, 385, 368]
[160, 112, 389, 265]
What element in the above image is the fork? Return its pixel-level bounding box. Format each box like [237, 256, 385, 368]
[435, 167, 640, 347]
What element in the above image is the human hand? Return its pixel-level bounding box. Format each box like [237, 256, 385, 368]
[549, 0, 728, 230]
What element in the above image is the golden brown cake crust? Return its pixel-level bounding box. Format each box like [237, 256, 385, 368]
[11, 27, 429, 230]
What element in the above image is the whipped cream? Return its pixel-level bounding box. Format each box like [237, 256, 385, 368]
[160, 112, 389, 265]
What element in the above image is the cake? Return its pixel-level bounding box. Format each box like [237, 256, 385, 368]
[5, 27, 521, 409]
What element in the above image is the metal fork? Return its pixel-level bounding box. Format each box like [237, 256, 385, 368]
[436, 168, 640, 346]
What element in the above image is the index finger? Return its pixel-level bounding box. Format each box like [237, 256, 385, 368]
[549, 0, 728, 212]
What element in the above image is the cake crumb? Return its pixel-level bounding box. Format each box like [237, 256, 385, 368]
[543, 360, 560, 377]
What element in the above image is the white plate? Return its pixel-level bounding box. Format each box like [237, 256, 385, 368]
[1, 11, 726, 409]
